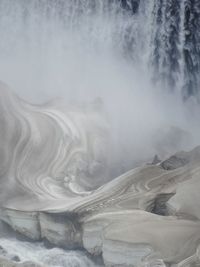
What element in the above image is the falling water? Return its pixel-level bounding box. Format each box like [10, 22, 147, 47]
[0, 0, 143, 102]
[0, 0, 199, 100]
[0, 237, 102, 267]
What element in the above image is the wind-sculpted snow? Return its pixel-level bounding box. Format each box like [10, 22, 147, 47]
[0, 83, 110, 210]
[1, 103, 200, 267]
[1, 147, 200, 266]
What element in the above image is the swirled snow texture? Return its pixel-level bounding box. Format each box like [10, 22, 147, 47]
[0, 82, 110, 211]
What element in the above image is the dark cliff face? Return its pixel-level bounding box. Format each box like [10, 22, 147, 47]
[98, 0, 200, 100]
[182, 0, 200, 100]
[148, 0, 200, 100]
[121, 0, 200, 100]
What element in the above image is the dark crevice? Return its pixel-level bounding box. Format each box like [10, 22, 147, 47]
[121, 0, 140, 14]
[149, 193, 175, 216]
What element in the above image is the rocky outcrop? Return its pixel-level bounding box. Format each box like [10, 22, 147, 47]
[151, 155, 161, 165]
[0, 210, 82, 250]
[161, 154, 189, 170]
[39, 213, 82, 249]
[0, 210, 40, 241]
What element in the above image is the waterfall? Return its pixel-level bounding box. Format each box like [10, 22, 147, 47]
[0, 0, 199, 101]
[0, 0, 141, 101]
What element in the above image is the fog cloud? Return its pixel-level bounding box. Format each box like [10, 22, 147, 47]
[0, 0, 199, 176]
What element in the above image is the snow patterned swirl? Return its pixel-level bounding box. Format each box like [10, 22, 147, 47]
[0, 82, 110, 210]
